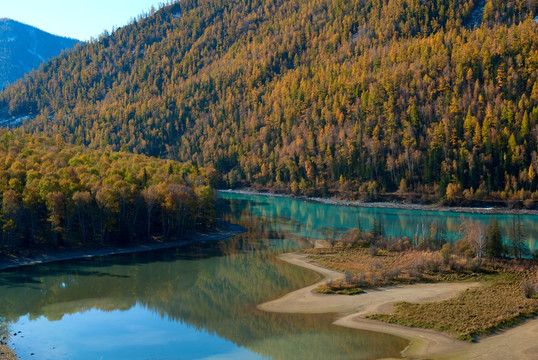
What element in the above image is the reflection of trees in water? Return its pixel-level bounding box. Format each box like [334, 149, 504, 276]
[218, 215, 313, 255]
[221, 193, 538, 252]
[0, 240, 407, 359]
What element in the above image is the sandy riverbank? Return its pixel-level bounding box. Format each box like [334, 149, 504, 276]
[259, 252, 538, 360]
[0, 223, 246, 271]
[0, 344, 17, 360]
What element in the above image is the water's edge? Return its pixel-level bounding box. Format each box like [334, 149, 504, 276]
[263, 252, 538, 360]
[3, 191, 537, 360]
[220, 189, 538, 216]
[0, 223, 246, 271]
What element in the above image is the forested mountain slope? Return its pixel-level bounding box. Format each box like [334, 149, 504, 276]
[1, 0, 537, 204]
[0, 19, 78, 91]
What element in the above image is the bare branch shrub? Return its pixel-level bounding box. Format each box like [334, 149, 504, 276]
[345, 270, 354, 285]
[522, 281, 538, 298]
[459, 219, 486, 266]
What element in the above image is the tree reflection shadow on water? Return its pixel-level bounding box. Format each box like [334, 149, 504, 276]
[0, 194, 414, 359]
[0, 227, 407, 359]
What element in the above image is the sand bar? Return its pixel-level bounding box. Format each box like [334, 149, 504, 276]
[259, 252, 538, 360]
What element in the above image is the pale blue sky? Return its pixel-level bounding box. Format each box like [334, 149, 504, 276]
[0, 0, 164, 41]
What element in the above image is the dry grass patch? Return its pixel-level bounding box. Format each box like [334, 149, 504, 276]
[314, 279, 365, 295]
[306, 247, 477, 286]
[369, 273, 538, 341]
[305, 242, 538, 340]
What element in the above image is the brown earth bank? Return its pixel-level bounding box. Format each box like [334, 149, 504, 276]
[259, 252, 538, 360]
[222, 189, 538, 215]
[0, 344, 17, 360]
[0, 222, 246, 271]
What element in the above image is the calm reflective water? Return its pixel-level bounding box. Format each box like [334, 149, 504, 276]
[0, 193, 409, 360]
[4, 191, 536, 360]
[220, 191, 537, 252]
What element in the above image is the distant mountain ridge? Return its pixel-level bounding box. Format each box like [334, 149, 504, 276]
[0, 18, 79, 90]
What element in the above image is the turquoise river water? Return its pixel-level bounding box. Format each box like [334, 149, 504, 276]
[0, 191, 537, 359]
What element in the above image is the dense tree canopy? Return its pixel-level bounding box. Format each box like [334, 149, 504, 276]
[0, 129, 217, 249]
[0, 0, 537, 204]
